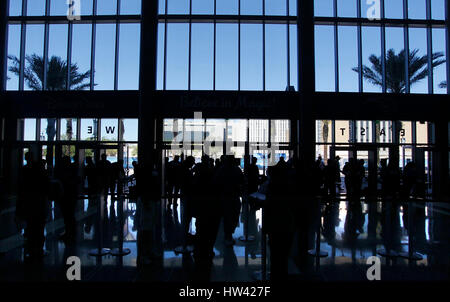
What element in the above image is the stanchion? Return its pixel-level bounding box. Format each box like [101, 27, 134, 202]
[111, 197, 131, 256]
[174, 198, 194, 255]
[89, 193, 111, 257]
[399, 201, 423, 261]
[250, 193, 268, 281]
[308, 199, 328, 271]
[239, 196, 255, 242]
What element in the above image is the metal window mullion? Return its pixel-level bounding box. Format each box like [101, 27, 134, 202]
[357, 0, 363, 93]
[238, 0, 241, 91]
[66, 21, 73, 90]
[18, 0, 27, 91]
[333, 0, 339, 92]
[263, 0, 266, 92]
[114, 0, 121, 90]
[42, 0, 50, 91]
[403, 0, 410, 93]
[286, 0, 290, 89]
[213, 0, 216, 91]
[188, 0, 192, 91]
[90, 0, 97, 91]
[163, 0, 168, 91]
[381, 0, 386, 93]
[426, 0, 433, 94]
[446, 0, 450, 94]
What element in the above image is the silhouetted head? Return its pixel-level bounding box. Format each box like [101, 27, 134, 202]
[24, 152, 32, 164]
[174, 155, 180, 162]
[251, 157, 257, 165]
[132, 161, 138, 168]
[86, 156, 93, 165]
[101, 153, 107, 161]
[279, 156, 285, 163]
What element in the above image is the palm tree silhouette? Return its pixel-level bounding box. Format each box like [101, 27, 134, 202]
[353, 48, 446, 93]
[8, 54, 92, 159]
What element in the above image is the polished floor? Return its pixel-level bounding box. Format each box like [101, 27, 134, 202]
[0, 193, 449, 282]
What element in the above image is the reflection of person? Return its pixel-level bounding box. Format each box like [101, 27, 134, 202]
[16, 153, 49, 259]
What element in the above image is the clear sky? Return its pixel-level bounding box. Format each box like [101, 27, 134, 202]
[6, 0, 448, 94]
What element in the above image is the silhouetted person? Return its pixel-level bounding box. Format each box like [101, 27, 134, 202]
[112, 159, 125, 196]
[16, 153, 49, 259]
[97, 153, 112, 200]
[55, 156, 79, 245]
[324, 159, 337, 200]
[84, 156, 99, 233]
[266, 156, 295, 280]
[180, 156, 196, 248]
[167, 155, 181, 208]
[247, 157, 260, 194]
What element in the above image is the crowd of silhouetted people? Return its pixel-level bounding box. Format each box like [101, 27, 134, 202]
[13, 149, 434, 281]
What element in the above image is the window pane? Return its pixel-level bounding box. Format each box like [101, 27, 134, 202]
[400, 121, 412, 144]
[216, 24, 238, 90]
[164, 119, 184, 142]
[241, 0, 263, 15]
[337, 0, 356, 17]
[9, 0, 22, 16]
[25, 24, 45, 91]
[241, 24, 263, 90]
[265, 0, 286, 16]
[416, 121, 429, 144]
[385, 27, 405, 93]
[27, 0, 46, 16]
[7, 24, 21, 91]
[157, 23, 165, 90]
[184, 119, 204, 142]
[159, 0, 166, 14]
[271, 120, 290, 143]
[101, 119, 119, 141]
[362, 26, 382, 92]
[338, 26, 358, 92]
[118, 23, 140, 90]
[47, 24, 68, 91]
[407, 0, 426, 19]
[250, 120, 268, 143]
[227, 120, 247, 141]
[431, 0, 445, 20]
[265, 24, 287, 91]
[22, 119, 37, 141]
[216, 0, 238, 14]
[120, 0, 141, 15]
[335, 120, 352, 143]
[97, 0, 117, 15]
[191, 23, 213, 90]
[121, 119, 139, 141]
[355, 120, 373, 143]
[60, 118, 77, 141]
[192, 0, 213, 14]
[408, 27, 428, 94]
[316, 120, 332, 143]
[40, 118, 57, 142]
[376, 121, 393, 143]
[81, 0, 94, 15]
[206, 119, 226, 141]
[432, 28, 447, 94]
[166, 23, 189, 90]
[315, 25, 335, 92]
[289, 0, 297, 16]
[50, 0, 68, 15]
[94, 24, 116, 90]
[384, 0, 404, 19]
[314, 0, 333, 17]
[80, 119, 98, 141]
[167, 0, 189, 14]
[289, 24, 298, 91]
[71, 24, 92, 90]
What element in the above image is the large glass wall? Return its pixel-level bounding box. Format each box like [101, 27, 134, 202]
[157, 0, 299, 91]
[314, 0, 448, 94]
[6, 0, 141, 91]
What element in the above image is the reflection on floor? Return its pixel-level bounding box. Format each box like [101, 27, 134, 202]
[0, 195, 449, 282]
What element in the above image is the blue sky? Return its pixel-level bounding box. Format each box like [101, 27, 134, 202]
[6, 0, 448, 94]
